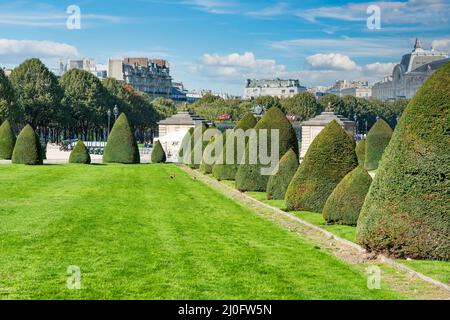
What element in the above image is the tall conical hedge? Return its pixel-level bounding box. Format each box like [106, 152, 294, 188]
[178, 127, 194, 160]
[212, 113, 257, 180]
[235, 108, 298, 191]
[103, 113, 140, 164]
[364, 119, 393, 171]
[69, 140, 91, 164]
[12, 125, 43, 165]
[200, 130, 221, 174]
[355, 139, 366, 166]
[0, 120, 16, 159]
[266, 148, 299, 200]
[285, 121, 357, 212]
[356, 61, 450, 260]
[151, 140, 166, 163]
[322, 167, 372, 226]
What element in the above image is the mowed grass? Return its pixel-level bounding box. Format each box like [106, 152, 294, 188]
[0, 164, 402, 300]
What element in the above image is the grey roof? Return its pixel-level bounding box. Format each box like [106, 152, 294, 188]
[301, 112, 355, 127]
[157, 111, 208, 125]
[411, 58, 450, 73]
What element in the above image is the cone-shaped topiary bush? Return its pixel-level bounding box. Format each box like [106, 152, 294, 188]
[200, 131, 221, 174]
[0, 120, 16, 159]
[178, 128, 194, 160]
[212, 113, 257, 180]
[235, 108, 298, 191]
[356, 61, 450, 260]
[364, 119, 393, 171]
[184, 124, 209, 169]
[266, 148, 299, 200]
[285, 120, 357, 212]
[103, 113, 140, 164]
[355, 139, 366, 166]
[151, 140, 166, 163]
[12, 124, 43, 165]
[322, 166, 372, 226]
[69, 140, 91, 164]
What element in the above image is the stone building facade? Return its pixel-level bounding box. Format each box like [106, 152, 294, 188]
[244, 79, 307, 99]
[373, 39, 449, 100]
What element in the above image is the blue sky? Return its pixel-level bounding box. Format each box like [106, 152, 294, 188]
[0, 0, 449, 95]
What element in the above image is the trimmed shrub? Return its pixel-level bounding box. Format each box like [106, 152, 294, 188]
[357, 61, 450, 260]
[355, 139, 366, 166]
[151, 140, 166, 163]
[12, 124, 43, 165]
[178, 127, 194, 159]
[212, 112, 257, 180]
[322, 167, 372, 226]
[285, 120, 357, 212]
[103, 113, 140, 164]
[0, 120, 16, 159]
[235, 107, 298, 191]
[69, 140, 91, 164]
[266, 148, 299, 200]
[200, 131, 221, 174]
[364, 119, 393, 171]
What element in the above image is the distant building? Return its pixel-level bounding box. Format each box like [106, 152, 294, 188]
[244, 79, 307, 99]
[156, 111, 209, 162]
[326, 80, 372, 98]
[300, 111, 355, 160]
[372, 38, 449, 100]
[60, 58, 107, 79]
[170, 82, 188, 103]
[107, 58, 173, 99]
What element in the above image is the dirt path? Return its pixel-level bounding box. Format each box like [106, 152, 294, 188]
[181, 165, 450, 300]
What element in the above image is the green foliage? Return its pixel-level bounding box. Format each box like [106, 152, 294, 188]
[11, 124, 43, 165]
[200, 131, 221, 174]
[266, 149, 299, 200]
[189, 97, 252, 122]
[285, 121, 357, 212]
[178, 127, 194, 159]
[355, 139, 366, 166]
[0, 68, 15, 122]
[60, 69, 109, 130]
[236, 107, 299, 192]
[103, 113, 140, 164]
[322, 167, 372, 226]
[9, 59, 63, 128]
[281, 92, 323, 121]
[254, 95, 282, 110]
[212, 112, 258, 180]
[364, 119, 393, 171]
[151, 140, 166, 163]
[357, 61, 450, 260]
[178, 125, 209, 169]
[152, 97, 177, 120]
[69, 140, 91, 164]
[0, 120, 16, 159]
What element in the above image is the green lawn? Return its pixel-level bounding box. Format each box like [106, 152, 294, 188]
[0, 164, 402, 300]
[242, 191, 449, 286]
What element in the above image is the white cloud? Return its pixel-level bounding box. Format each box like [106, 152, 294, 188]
[246, 3, 288, 18]
[431, 39, 450, 52]
[296, 0, 450, 28]
[181, 0, 235, 14]
[305, 53, 360, 71]
[363, 62, 397, 75]
[192, 52, 285, 80]
[0, 39, 78, 63]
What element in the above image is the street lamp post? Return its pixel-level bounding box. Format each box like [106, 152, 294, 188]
[107, 109, 112, 140]
[353, 114, 358, 139]
[113, 105, 119, 121]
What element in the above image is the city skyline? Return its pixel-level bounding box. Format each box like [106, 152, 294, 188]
[0, 0, 450, 95]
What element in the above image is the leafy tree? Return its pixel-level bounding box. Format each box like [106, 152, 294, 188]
[12, 124, 43, 165]
[281, 92, 322, 121]
[69, 140, 91, 164]
[103, 113, 140, 164]
[0, 120, 16, 159]
[152, 97, 177, 120]
[285, 121, 357, 212]
[357, 62, 450, 260]
[254, 96, 282, 110]
[0, 68, 15, 122]
[9, 59, 63, 128]
[60, 69, 109, 134]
